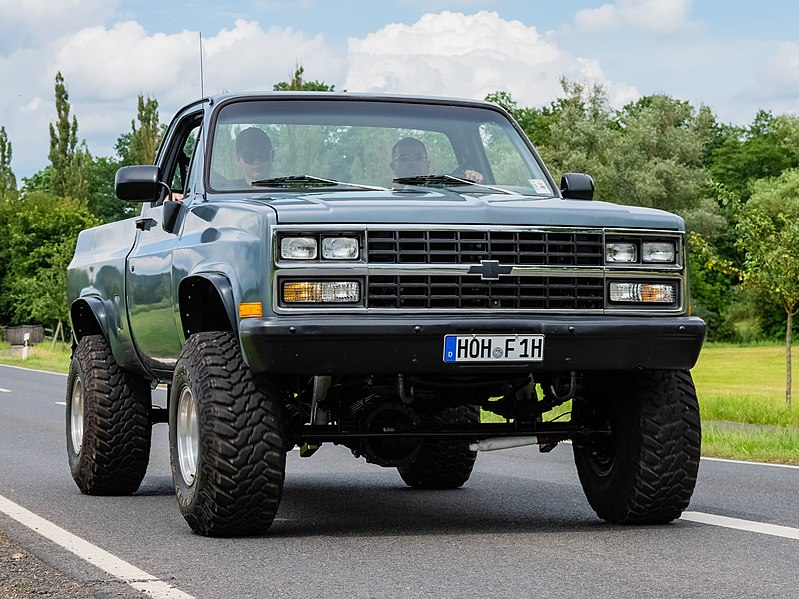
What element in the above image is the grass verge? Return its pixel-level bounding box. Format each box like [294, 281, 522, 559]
[701, 421, 799, 464]
[0, 340, 71, 373]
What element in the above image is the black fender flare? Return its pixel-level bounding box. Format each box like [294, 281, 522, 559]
[69, 296, 109, 345]
[178, 273, 237, 338]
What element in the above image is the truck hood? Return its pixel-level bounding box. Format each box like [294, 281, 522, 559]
[237, 188, 685, 230]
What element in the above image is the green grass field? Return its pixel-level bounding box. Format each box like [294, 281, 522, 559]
[1, 339, 797, 463]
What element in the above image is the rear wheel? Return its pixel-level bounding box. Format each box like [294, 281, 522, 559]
[398, 404, 479, 489]
[573, 370, 701, 524]
[66, 335, 151, 495]
[169, 332, 287, 537]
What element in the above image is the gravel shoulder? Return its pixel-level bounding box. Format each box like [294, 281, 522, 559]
[0, 528, 94, 599]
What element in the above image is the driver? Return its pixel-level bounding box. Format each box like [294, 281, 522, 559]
[390, 137, 484, 183]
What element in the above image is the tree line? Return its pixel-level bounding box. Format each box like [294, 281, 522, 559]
[1, 69, 798, 368]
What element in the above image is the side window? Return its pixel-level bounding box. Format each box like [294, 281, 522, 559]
[182, 133, 203, 194]
[158, 113, 203, 203]
[169, 124, 201, 195]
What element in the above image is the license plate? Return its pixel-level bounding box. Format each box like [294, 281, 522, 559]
[443, 334, 544, 363]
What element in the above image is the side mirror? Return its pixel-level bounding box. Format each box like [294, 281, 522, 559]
[560, 173, 594, 201]
[115, 165, 163, 202]
[162, 199, 182, 234]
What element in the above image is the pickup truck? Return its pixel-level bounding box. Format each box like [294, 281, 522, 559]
[66, 92, 705, 537]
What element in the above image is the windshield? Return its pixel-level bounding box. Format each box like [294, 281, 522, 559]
[208, 98, 554, 196]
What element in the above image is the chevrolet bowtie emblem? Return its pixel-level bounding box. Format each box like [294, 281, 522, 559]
[468, 260, 513, 280]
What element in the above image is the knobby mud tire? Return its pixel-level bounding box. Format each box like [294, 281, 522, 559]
[398, 404, 479, 489]
[169, 332, 287, 537]
[66, 335, 151, 495]
[573, 370, 701, 524]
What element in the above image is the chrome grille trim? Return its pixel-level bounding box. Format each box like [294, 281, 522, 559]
[367, 275, 605, 310]
[366, 229, 604, 266]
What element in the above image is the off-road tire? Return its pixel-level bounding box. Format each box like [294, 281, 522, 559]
[169, 332, 287, 537]
[66, 335, 151, 495]
[398, 404, 479, 489]
[573, 370, 701, 524]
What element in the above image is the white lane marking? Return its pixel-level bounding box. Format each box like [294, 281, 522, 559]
[681, 511, 799, 541]
[0, 387, 10, 393]
[55, 401, 66, 406]
[702, 456, 799, 470]
[0, 363, 67, 376]
[0, 494, 195, 599]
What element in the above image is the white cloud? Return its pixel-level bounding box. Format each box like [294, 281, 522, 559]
[345, 11, 638, 109]
[0, 0, 116, 52]
[573, 0, 696, 35]
[52, 19, 343, 105]
[758, 42, 799, 99]
[0, 17, 344, 178]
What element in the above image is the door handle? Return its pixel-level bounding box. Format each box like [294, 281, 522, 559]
[135, 217, 157, 231]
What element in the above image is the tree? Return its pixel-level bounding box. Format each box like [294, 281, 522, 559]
[84, 94, 161, 223]
[273, 65, 335, 92]
[0, 126, 16, 200]
[0, 192, 98, 333]
[48, 72, 91, 200]
[528, 78, 617, 193]
[484, 91, 556, 148]
[698, 169, 799, 405]
[711, 111, 799, 201]
[128, 94, 161, 165]
[602, 94, 715, 213]
[87, 156, 140, 223]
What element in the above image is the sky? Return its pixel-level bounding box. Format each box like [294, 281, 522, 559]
[2, 0, 799, 181]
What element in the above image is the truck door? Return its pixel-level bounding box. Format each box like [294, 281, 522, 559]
[126, 113, 202, 372]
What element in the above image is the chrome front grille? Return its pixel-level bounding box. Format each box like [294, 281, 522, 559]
[366, 230, 604, 266]
[367, 275, 604, 310]
[273, 225, 685, 314]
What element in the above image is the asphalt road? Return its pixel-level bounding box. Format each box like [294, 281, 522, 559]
[1, 363, 797, 598]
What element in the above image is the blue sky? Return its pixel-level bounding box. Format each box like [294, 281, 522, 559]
[1, 0, 798, 180]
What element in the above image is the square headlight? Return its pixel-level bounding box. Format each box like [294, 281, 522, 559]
[642, 241, 676, 263]
[281, 237, 318, 260]
[322, 237, 359, 260]
[606, 242, 637, 263]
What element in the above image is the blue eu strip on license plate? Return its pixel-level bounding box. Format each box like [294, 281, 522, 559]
[443, 334, 544, 363]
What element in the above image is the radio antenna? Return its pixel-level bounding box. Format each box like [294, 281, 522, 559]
[199, 32, 205, 99]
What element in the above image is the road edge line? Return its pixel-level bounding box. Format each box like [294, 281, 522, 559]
[0, 363, 67, 376]
[701, 456, 799, 470]
[681, 511, 799, 540]
[0, 494, 195, 599]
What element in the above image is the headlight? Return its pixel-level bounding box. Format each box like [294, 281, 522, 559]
[642, 241, 676, 263]
[606, 242, 637, 263]
[322, 237, 359, 260]
[281, 237, 317, 259]
[283, 281, 360, 303]
[609, 282, 676, 303]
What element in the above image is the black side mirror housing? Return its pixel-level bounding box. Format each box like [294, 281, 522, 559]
[115, 165, 162, 202]
[162, 199, 182, 234]
[560, 173, 595, 201]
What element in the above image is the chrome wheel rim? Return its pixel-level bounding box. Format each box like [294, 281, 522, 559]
[176, 385, 199, 487]
[69, 377, 84, 454]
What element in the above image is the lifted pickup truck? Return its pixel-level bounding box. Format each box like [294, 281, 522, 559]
[66, 92, 705, 536]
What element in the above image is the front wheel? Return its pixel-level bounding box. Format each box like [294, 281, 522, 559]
[169, 332, 287, 537]
[66, 335, 152, 495]
[573, 370, 701, 524]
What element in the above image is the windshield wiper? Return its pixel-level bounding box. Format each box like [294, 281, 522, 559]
[393, 174, 515, 195]
[251, 175, 389, 191]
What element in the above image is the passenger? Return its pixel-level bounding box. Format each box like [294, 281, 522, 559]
[390, 137, 484, 183]
[233, 127, 274, 186]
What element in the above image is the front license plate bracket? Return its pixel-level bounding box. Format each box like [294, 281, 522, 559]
[443, 334, 544, 363]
